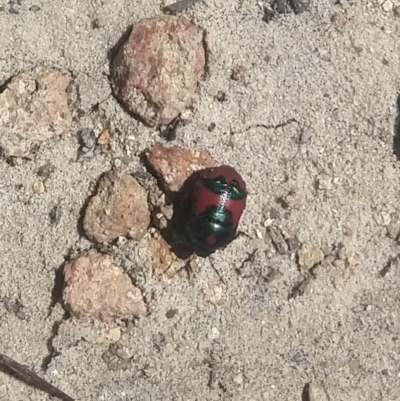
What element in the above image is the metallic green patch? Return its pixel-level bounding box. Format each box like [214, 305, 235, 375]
[203, 177, 246, 201]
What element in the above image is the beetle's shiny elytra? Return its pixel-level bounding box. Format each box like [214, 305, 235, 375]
[185, 165, 247, 254]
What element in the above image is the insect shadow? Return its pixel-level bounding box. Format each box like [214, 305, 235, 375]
[393, 93, 400, 160]
[158, 171, 201, 260]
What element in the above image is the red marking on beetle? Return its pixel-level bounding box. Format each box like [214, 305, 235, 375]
[193, 165, 247, 227]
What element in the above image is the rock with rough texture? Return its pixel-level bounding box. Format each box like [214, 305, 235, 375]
[0, 66, 72, 158]
[63, 251, 147, 322]
[306, 382, 329, 401]
[84, 171, 150, 243]
[150, 234, 178, 278]
[149, 234, 196, 279]
[145, 143, 216, 193]
[297, 244, 324, 269]
[110, 15, 205, 126]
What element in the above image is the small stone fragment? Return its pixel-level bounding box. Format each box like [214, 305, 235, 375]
[290, 0, 310, 13]
[231, 65, 249, 85]
[49, 205, 62, 225]
[263, 6, 275, 22]
[110, 15, 205, 127]
[150, 234, 178, 278]
[331, 11, 347, 29]
[32, 181, 45, 194]
[0, 66, 72, 158]
[316, 174, 332, 191]
[208, 122, 216, 132]
[208, 327, 220, 340]
[386, 218, 400, 241]
[203, 285, 223, 305]
[63, 250, 147, 322]
[216, 91, 227, 102]
[305, 382, 329, 401]
[36, 163, 55, 179]
[273, 0, 291, 14]
[78, 128, 96, 150]
[166, 309, 178, 319]
[77, 128, 97, 158]
[102, 343, 132, 371]
[394, 5, 400, 17]
[298, 127, 312, 145]
[345, 252, 360, 268]
[96, 327, 122, 345]
[267, 226, 289, 255]
[297, 244, 324, 269]
[152, 332, 166, 351]
[83, 171, 150, 243]
[2, 297, 26, 320]
[97, 130, 111, 145]
[382, 0, 393, 12]
[145, 144, 216, 193]
[287, 236, 300, 253]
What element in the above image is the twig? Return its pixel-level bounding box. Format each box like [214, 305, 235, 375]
[163, 0, 203, 13]
[0, 353, 74, 401]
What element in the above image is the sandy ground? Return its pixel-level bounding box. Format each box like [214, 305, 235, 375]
[1, 0, 400, 400]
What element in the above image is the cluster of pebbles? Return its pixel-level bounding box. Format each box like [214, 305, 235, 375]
[0, 15, 214, 323]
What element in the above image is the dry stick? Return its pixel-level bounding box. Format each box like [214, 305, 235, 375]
[163, 0, 203, 13]
[0, 353, 74, 401]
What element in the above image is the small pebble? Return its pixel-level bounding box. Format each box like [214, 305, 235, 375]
[96, 327, 122, 345]
[306, 382, 329, 401]
[382, 0, 393, 11]
[166, 309, 177, 319]
[216, 91, 227, 102]
[231, 65, 248, 85]
[297, 244, 324, 269]
[203, 285, 223, 305]
[208, 327, 220, 340]
[331, 11, 347, 29]
[32, 181, 45, 194]
[97, 130, 110, 145]
[208, 122, 216, 132]
[316, 174, 332, 191]
[36, 163, 55, 179]
[268, 226, 289, 254]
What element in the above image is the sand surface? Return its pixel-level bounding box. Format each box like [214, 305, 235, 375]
[1, 0, 400, 400]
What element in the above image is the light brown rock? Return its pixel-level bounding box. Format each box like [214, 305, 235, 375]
[110, 15, 205, 126]
[145, 143, 216, 193]
[63, 250, 146, 322]
[84, 171, 150, 243]
[0, 66, 72, 158]
[297, 244, 324, 270]
[149, 234, 196, 279]
[150, 234, 178, 278]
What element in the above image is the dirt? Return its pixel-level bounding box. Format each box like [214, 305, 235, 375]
[1, 1, 400, 400]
